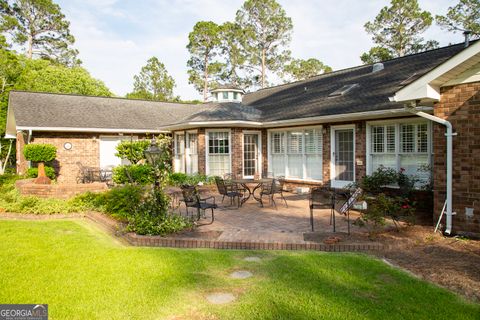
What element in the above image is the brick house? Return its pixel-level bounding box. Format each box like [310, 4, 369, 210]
[5, 41, 480, 235]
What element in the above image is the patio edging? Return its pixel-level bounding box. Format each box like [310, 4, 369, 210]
[1, 212, 386, 252]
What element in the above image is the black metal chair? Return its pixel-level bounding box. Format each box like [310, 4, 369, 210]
[259, 178, 288, 209]
[179, 184, 216, 225]
[214, 177, 243, 207]
[309, 187, 335, 232]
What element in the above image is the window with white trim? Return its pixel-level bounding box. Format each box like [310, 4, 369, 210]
[207, 131, 230, 176]
[174, 133, 185, 173]
[369, 121, 431, 181]
[269, 127, 323, 181]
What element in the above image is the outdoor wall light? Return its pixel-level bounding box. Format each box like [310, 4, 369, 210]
[63, 142, 72, 150]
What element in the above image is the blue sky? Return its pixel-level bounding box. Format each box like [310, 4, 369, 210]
[56, 0, 460, 100]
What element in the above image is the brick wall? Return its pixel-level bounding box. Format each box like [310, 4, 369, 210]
[16, 131, 28, 175]
[433, 82, 480, 235]
[26, 132, 100, 184]
[16, 179, 108, 199]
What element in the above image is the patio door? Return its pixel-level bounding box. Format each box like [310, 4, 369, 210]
[330, 126, 355, 188]
[243, 132, 261, 179]
[186, 132, 198, 174]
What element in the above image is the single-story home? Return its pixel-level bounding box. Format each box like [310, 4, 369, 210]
[5, 40, 480, 235]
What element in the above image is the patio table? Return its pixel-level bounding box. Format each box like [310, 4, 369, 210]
[231, 178, 273, 207]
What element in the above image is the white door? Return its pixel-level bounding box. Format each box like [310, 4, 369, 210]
[186, 132, 198, 174]
[243, 133, 261, 178]
[330, 126, 355, 188]
[99, 136, 130, 169]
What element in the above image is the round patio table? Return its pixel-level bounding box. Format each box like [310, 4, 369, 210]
[231, 178, 273, 207]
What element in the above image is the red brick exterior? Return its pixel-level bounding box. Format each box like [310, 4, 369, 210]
[16, 179, 108, 199]
[433, 82, 480, 234]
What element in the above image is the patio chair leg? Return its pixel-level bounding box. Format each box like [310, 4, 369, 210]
[347, 209, 350, 235]
[332, 209, 336, 233]
[221, 195, 225, 203]
[271, 195, 277, 210]
[281, 192, 288, 208]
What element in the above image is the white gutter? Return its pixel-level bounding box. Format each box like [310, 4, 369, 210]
[16, 126, 169, 134]
[405, 104, 455, 235]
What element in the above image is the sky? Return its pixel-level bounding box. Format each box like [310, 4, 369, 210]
[55, 0, 461, 100]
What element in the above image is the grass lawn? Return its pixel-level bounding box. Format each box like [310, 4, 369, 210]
[0, 220, 478, 320]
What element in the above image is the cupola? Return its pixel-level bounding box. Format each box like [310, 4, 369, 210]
[210, 85, 244, 102]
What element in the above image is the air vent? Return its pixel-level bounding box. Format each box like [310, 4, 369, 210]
[372, 62, 384, 73]
[328, 83, 359, 97]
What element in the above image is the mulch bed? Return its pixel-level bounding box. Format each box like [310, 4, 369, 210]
[373, 225, 480, 303]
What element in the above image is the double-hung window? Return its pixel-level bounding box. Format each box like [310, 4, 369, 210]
[269, 126, 323, 181]
[368, 120, 431, 181]
[207, 130, 230, 176]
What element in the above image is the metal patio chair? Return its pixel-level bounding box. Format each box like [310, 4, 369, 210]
[214, 176, 243, 207]
[309, 187, 335, 232]
[259, 178, 288, 209]
[179, 184, 216, 225]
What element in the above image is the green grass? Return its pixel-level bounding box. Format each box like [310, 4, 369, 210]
[0, 220, 477, 320]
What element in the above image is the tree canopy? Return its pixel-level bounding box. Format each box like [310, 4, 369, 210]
[436, 0, 480, 38]
[0, 0, 80, 66]
[283, 58, 332, 81]
[126, 57, 177, 102]
[361, 0, 438, 64]
[235, 0, 293, 88]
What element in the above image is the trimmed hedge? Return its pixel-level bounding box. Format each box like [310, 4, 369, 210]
[26, 166, 56, 180]
[23, 144, 57, 162]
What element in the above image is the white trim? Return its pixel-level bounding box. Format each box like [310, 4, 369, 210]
[330, 124, 356, 188]
[205, 129, 232, 176]
[173, 132, 186, 173]
[161, 108, 433, 131]
[16, 126, 168, 134]
[242, 130, 262, 179]
[393, 41, 480, 102]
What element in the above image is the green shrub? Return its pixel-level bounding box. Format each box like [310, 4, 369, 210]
[168, 172, 215, 186]
[26, 166, 56, 180]
[23, 144, 57, 162]
[102, 185, 145, 219]
[115, 140, 151, 164]
[112, 164, 154, 185]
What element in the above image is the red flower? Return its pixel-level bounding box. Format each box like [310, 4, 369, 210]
[402, 205, 409, 209]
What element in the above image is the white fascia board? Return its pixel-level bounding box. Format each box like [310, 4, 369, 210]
[394, 41, 480, 103]
[162, 108, 432, 131]
[15, 126, 169, 134]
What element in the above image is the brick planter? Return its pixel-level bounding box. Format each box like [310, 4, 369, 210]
[15, 179, 108, 199]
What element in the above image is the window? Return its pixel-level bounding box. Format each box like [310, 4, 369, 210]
[207, 131, 230, 176]
[222, 91, 229, 100]
[174, 133, 185, 173]
[368, 120, 431, 181]
[269, 127, 323, 181]
[186, 132, 198, 174]
[233, 92, 238, 100]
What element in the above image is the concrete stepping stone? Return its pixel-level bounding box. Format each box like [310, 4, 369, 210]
[230, 270, 253, 279]
[206, 293, 236, 304]
[244, 256, 261, 262]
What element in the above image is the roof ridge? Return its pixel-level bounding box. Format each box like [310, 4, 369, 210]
[9, 90, 201, 106]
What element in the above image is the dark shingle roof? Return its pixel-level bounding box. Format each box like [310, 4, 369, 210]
[242, 42, 469, 122]
[8, 41, 472, 132]
[9, 92, 209, 131]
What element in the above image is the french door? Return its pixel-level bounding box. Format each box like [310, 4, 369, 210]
[330, 125, 355, 188]
[243, 132, 261, 179]
[186, 132, 198, 174]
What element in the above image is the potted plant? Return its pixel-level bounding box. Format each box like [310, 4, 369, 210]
[23, 144, 57, 184]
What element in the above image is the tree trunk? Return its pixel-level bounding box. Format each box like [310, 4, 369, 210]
[27, 34, 33, 59]
[261, 48, 266, 88]
[0, 140, 13, 175]
[35, 162, 51, 184]
[203, 57, 209, 102]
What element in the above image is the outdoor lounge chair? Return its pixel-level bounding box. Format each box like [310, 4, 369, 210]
[179, 184, 216, 225]
[309, 187, 335, 232]
[259, 178, 288, 209]
[214, 176, 243, 207]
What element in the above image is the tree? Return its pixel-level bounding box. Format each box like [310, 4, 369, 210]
[13, 58, 112, 96]
[1, 0, 80, 66]
[436, 0, 480, 38]
[235, 0, 293, 88]
[360, 46, 394, 64]
[187, 21, 223, 102]
[283, 58, 332, 81]
[126, 57, 177, 102]
[361, 0, 438, 63]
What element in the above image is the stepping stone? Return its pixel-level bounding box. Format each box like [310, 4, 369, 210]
[244, 256, 261, 262]
[206, 293, 236, 304]
[230, 270, 253, 279]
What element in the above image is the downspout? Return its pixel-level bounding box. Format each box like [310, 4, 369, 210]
[405, 104, 455, 235]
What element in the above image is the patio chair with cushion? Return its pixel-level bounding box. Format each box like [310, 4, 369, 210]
[179, 184, 216, 225]
[214, 176, 243, 207]
[259, 178, 288, 209]
[309, 187, 335, 232]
